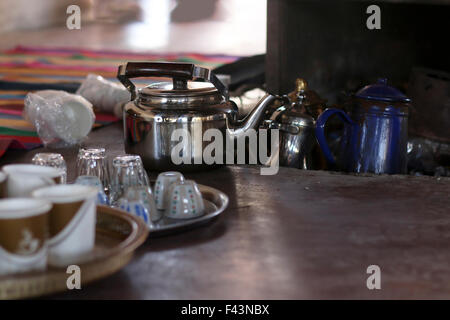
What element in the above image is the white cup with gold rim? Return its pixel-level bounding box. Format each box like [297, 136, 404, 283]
[2, 164, 62, 198]
[0, 198, 52, 276]
[32, 184, 97, 267]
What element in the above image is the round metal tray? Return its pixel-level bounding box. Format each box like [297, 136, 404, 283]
[148, 184, 229, 237]
[0, 206, 149, 300]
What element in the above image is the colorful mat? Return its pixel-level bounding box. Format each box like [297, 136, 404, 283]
[0, 46, 239, 157]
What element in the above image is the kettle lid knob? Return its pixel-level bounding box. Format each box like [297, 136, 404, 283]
[295, 78, 308, 92]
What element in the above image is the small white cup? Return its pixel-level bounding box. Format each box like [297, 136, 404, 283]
[2, 164, 62, 197]
[0, 198, 52, 275]
[164, 180, 205, 219]
[154, 171, 184, 210]
[32, 184, 97, 266]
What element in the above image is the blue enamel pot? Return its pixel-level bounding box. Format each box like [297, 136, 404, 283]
[315, 78, 411, 174]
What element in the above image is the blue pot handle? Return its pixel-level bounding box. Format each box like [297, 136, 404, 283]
[315, 108, 355, 165]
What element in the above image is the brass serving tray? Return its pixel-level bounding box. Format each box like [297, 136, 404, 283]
[149, 184, 229, 237]
[0, 205, 149, 300]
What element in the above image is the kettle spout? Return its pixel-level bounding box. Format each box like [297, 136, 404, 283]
[227, 94, 278, 139]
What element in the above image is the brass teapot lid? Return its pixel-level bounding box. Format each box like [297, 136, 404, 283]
[288, 78, 327, 107]
[278, 109, 315, 128]
[269, 78, 319, 127]
[264, 104, 314, 135]
[270, 103, 315, 128]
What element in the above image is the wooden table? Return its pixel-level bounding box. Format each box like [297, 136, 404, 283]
[1, 122, 449, 299]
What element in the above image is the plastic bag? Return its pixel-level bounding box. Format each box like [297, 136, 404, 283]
[76, 74, 131, 118]
[24, 90, 95, 147]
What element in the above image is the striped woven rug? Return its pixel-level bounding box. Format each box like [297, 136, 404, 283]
[0, 46, 238, 157]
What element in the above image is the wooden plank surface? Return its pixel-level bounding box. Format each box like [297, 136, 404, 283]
[1, 122, 449, 299]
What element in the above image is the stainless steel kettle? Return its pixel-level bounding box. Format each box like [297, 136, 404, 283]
[118, 62, 277, 172]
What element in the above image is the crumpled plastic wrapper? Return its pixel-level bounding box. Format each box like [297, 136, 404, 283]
[24, 90, 95, 148]
[76, 74, 131, 119]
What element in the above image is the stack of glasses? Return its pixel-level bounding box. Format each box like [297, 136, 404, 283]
[32, 149, 158, 228]
[32, 148, 206, 229]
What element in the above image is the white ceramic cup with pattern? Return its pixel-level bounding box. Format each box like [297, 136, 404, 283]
[154, 171, 184, 210]
[164, 180, 205, 219]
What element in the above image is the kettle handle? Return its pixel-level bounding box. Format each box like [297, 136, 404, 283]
[315, 108, 355, 166]
[117, 62, 228, 100]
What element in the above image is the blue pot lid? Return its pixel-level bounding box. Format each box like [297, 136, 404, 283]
[355, 78, 411, 103]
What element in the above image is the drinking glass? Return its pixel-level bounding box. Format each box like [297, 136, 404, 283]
[74, 175, 109, 205]
[109, 155, 151, 206]
[76, 148, 109, 192]
[118, 186, 159, 227]
[32, 153, 67, 184]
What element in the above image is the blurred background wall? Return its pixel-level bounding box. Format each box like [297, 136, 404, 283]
[0, 0, 85, 32]
[266, 0, 450, 102]
[0, 0, 266, 56]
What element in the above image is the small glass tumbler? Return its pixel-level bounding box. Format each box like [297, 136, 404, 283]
[32, 153, 67, 184]
[118, 186, 159, 227]
[76, 148, 109, 192]
[74, 175, 109, 205]
[109, 155, 151, 207]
